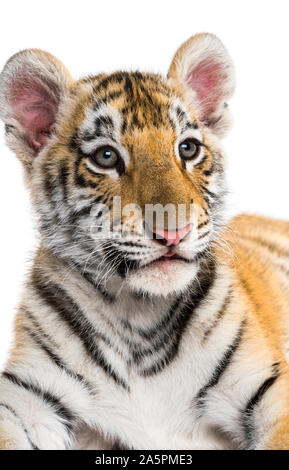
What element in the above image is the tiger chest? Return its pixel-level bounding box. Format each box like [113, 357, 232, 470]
[89, 338, 233, 450]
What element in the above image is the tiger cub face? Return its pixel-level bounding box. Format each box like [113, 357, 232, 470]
[0, 34, 234, 296]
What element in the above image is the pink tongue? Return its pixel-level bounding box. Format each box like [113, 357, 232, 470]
[163, 252, 175, 258]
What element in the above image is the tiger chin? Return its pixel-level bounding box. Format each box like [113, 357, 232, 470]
[0, 33, 289, 451]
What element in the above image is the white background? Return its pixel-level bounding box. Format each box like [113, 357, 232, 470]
[1, 0, 289, 368]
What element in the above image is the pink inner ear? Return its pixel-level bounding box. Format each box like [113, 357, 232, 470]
[10, 78, 57, 152]
[186, 58, 225, 119]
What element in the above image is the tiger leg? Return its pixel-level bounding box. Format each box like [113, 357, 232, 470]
[0, 371, 75, 450]
[251, 372, 289, 450]
[0, 361, 93, 449]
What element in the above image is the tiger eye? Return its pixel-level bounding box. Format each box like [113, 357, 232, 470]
[179, 139, 200, 160]
[91, 146, 119, 169]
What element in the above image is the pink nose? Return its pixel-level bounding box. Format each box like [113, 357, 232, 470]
[153, 224, 192, 246]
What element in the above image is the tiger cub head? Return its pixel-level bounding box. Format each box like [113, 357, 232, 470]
[0, 34, 234, 296]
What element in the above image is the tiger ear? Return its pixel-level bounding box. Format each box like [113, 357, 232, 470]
[0, 49, 74, 168]
[168, 33, 235, 138]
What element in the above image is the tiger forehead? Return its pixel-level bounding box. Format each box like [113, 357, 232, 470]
[77, 71, 198, 135]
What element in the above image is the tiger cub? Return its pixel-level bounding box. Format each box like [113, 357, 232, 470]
[0, 33, 288, 450]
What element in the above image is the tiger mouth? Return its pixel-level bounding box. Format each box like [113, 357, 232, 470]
[142, 253, 194, 268]
[158, 254, 187, 262]
[102, 243, 206, 279]
[141, 248, 209, 269]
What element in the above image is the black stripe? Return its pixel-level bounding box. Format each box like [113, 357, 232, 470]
[197, 320, 245, 404]
[93, 90, 122, 109]
[203, 166, 214, 176]
[238, 276, 263, 312]
[96, 283, 116, 304]
[202, 289, 232, 342]
[73, 153, 108, 190]
[92, 72, 126, 93]
[243, 368, 279, 448]
[24, 326, 93, 392]
[69, 204, 93, 223]
[32, 274, 129, 390]
[82, 115, 116, 141]
[5, 124, 14, 135]
[194, 153, 208, 168]
[2, 372, 75, 434]
[124, 75, 134, 100]
[137, 297, 182, 341]
[131, 297, 183, 368]
[0, 403, 39, 450]
[42, 162, 60, 207]
[198, 230, 210, 241]
[202, 185, 218, 200]
[118, 243, 150, 252]
[25, 309, 58, 346]
[58, 163, 70, 203]
[75, 173, 97, 189]
[138, 83, 155, 105]
[183, 121, 199, 130]
[176, 106, 186, 121]
[204, 196, 211, 208]
[25, 327, 63, 368]
[198, 219, 209, 230]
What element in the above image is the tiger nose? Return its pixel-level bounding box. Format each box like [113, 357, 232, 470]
[153, 224, 192, 246]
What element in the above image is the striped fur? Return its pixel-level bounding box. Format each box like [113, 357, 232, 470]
[0, 34, 288, 450]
